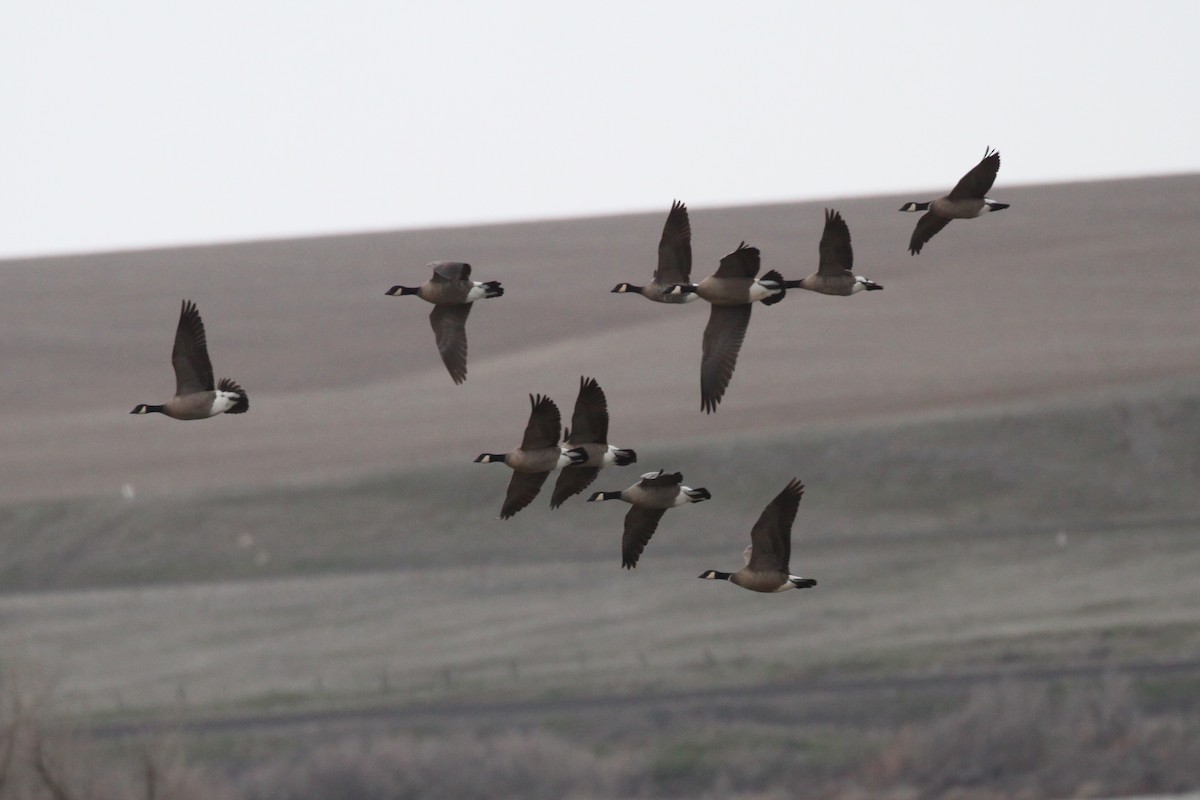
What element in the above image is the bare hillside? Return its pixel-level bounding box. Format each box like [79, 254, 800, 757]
[1, 174, 1197, 504]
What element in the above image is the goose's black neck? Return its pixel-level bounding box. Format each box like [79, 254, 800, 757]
[701, 570, 732, 581]
[131, 404, 165, 415]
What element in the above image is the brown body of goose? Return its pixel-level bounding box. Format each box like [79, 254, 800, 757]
[666, 243, 788, 413]
[901, 148, 1009, 255]
[130, 300, 248, 421]
[386, 261, 504, 384]
[475, 394, 586, 519]
[786, 209, 883, 296]
[611, 200, 698, 304]
[549, 376, 637, 509]
[588, 470, 711, 569]
[698, 478, 817, 593]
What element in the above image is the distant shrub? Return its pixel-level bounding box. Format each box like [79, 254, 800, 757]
[236, 731, 621, 800]
[3, 672, 1199, 800]
[865, 675, 1200, 799]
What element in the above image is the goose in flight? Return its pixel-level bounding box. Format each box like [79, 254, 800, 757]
[476, 394, 586, 519]
[130, 300, 248, 420]
[666, 243, 788, 413]
[698, 478, 817, 593]
[550, 376, 637, 508]
[386, 261, 504, 384]
[900, 148, 1009, 255]
[611, 200, 699, 303]
[588, 469, 710, 568]
[786, 209, 883, 295]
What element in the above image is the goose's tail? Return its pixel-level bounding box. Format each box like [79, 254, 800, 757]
[217, 378, 249, 414]
[760, 270, 788, 306]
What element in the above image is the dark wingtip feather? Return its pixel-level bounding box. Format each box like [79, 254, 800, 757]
[612, 449, 637, 466]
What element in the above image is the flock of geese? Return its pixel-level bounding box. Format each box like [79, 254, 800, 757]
[131, 149, 1008, 593]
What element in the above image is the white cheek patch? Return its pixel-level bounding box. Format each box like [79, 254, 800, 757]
[464, 283, 488, 302]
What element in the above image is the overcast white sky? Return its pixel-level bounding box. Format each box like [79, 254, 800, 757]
[3, 1, 1197, 258]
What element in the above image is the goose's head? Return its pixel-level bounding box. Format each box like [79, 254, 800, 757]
[852, 277, 883, 293]
[898, 202, 930, 213]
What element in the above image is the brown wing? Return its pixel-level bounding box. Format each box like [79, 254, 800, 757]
[430, 261, 471, 282]
[817, 208, 854, 277]
[172, 299, 215, 395]
[654, 200, 692, 285]
[711, 242, 760, 279]
[700, 304, 751, 413]
[638, 470, 683, 489]
[429, 304, 471, 384]
[565, 376, 609, 444]
[500, 470, 550, 519]
[621, 506, 670, 568]
[947, 148, 1000, 200]
[550, 466, 600, 509]
[520, 394, 562, 450]
[908, 211, 952, 255]
[746, 478, 804, 573]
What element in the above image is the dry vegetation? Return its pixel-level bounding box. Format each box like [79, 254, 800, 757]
[4, 676, 1199, 799]
[865, 677, 1200, 800]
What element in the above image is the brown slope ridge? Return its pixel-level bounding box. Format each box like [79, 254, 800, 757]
[1, 173, 1198, 504]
